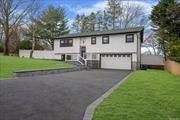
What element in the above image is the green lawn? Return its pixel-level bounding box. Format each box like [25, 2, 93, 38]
[0, 56, 74, 79]
[93, 70, 180, 120]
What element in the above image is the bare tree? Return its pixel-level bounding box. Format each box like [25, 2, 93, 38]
[23, 16, 43, 58]
[142, 33, 162, 55]
[0, 0, 39, 55]
[120, 2, 147, 28]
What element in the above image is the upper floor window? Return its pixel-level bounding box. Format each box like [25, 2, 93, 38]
[102, 36, 109, 44]
[91, 37, 96, 44]
[126, 34, 134, 43]
[60, 39, 73, 47]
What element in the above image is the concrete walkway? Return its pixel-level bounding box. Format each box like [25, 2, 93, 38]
[0, 69, 131, 120]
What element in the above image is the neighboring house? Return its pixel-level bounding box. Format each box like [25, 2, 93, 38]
[54, 26, 144, 70]
[141, 55, 164, 69]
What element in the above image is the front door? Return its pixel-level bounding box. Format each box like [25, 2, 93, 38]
[80, 46, 86, 58]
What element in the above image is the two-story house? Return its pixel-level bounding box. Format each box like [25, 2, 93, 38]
[54, 26, 144, 70]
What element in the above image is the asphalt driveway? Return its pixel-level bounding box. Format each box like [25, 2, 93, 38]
[0, 69, 131, 120]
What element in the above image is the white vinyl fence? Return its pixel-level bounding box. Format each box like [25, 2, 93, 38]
[19, 50, 61, 60]
[141, 55, 164, 65]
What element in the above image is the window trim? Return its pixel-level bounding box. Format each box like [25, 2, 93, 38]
[102, 36, 109, 44]
[91, 37, 96, 45]
[126, 34, 134, 43]
[60, 39, 73, 47]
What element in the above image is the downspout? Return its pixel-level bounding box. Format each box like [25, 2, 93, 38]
[136, 32, 140, 70]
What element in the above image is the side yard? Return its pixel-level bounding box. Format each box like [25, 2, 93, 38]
[93, 70, 180, 120]
[0, 56, 74, 79]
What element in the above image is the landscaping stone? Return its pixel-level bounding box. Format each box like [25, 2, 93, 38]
[13, 67, 87, 77]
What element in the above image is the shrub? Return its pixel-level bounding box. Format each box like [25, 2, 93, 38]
[18, 40, 32, 50]
[169, 43, 180, 63]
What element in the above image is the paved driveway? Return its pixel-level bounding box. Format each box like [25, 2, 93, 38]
[0, 69, 131, 120]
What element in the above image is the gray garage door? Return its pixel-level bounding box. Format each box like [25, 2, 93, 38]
[101, 54, 132, 70]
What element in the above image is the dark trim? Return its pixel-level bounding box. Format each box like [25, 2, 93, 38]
[55, 52, 137, 55]
[54, 31, 142, 39]
[91, 37, 96, 44]
[136, 33, 139, 69]
[55, 53, 79, 55]
[80, 46, 86, 57]
[131, 53, 132, 70]
[102, 36, 109, 44]
[90, 52, 135, 54]
[99, 54, 102, 68]
[140, 29, 144, 43]
[60, 39, 73, 47]
[126, 34, 134, 43]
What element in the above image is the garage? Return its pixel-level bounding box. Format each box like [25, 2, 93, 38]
[101, 54, 132, 70]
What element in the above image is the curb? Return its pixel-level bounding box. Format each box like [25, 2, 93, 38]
[83, 72, 134, 120]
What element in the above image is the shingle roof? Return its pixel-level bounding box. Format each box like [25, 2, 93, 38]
[54, 26, 144, 39]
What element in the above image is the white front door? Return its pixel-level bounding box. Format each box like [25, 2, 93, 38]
[101, 54, 132, 70]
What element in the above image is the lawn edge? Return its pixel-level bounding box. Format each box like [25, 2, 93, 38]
[83, 72, 134, 120]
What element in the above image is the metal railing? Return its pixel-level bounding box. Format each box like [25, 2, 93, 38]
[65, 53, 99, 65]
[65, 53, 87, 65]
[78, 55, 87, 65]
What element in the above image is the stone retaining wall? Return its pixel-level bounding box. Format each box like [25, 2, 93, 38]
[87, 60, 100, 69]
[13, 67, 87, 77]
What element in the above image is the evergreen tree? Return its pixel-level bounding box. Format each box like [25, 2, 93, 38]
[72, 14, 85, 33]
[88, 12, 96, 32]
[72, 13, 96, 33]
[106, 0, 122, 30]
[150, 0, 180, 62]
[39, 6, 69, 49]
[72, 14, 82, 33]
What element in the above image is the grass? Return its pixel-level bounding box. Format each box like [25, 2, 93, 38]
[93, 70, 180, 120]
[0, 56, 74, 79]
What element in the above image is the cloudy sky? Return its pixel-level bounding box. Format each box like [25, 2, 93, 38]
[42, 0, 158, 27]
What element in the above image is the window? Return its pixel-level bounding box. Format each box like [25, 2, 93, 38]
[91, 37, 96, 44]
[126, 34, 134, 43]
[102, 36, 109, 44]
[60, 39, 73, 47]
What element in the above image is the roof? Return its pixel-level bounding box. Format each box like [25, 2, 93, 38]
[54, 26, 144, 39]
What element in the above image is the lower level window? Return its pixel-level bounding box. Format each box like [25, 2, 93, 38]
[60, 39, 73, 47]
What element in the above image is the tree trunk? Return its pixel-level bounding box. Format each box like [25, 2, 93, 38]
[4, 21, 10, 55]
[4, 36, 9, 55]
[162, 40, 167, 61]
[51, 40, 54, 50]
[30, 31, 35, 58]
